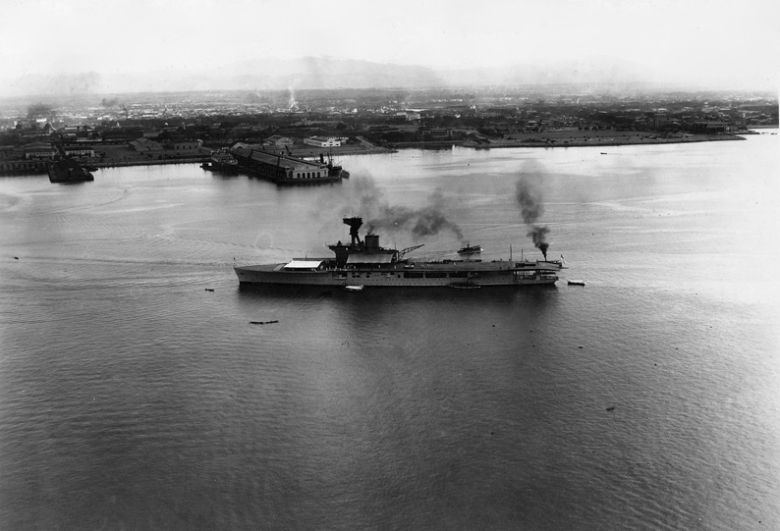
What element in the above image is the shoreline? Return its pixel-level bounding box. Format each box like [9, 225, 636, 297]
[283, 145, 395, 158]
[277, 131, 754, 157]
[0, 132, 764, 177]
[91, 156, 209, 169]
[392, 132, 747, 150]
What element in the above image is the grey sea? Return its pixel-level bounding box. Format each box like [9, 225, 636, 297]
[1, 131, 779, 530]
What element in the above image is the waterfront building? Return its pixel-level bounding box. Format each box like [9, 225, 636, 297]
[129, 138, 164, 154]
[63, 145, 96, 158]
[263, 135, 294, 149]
[161, 139, 203, 154]
[690, 121, 730, 134]
[231, 142, 333, 183]
[101, 127, 144, 144]
[303, 136, 346, 148]
[0, 146, 48, 174]
[23, 142, 57, 160]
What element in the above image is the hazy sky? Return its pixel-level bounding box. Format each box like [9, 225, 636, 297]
[1, 0, 778, 94]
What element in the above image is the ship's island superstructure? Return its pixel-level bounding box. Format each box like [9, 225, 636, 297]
[234, 217, 562, 288]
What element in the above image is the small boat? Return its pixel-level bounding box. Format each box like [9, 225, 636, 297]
[250, 320, 279, 325]
[568, 280, 585, 286]
[344, 285, 364, 292]
[449, 282, 480, 290]
[457, 243, 482, 255]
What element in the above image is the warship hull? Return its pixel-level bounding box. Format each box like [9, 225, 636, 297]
[234, 262, 559, 288]
[235, 217, 562, 289]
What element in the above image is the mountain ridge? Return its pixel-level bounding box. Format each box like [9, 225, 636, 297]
[4, 55, 757, 97]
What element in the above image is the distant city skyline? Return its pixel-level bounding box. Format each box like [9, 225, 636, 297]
[1, 0, 778, 97]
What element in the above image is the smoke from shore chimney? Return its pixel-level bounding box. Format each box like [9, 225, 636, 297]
[287, 85, 297, 110]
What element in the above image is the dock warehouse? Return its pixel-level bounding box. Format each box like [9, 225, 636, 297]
[230, 142, 330, 182]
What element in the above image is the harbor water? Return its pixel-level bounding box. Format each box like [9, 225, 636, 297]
[1, 132, 779, 529]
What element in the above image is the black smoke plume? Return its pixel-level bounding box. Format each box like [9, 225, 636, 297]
[528, 225, 550, 259]
[515, 176, 550, 259]
[343, 177, 463, 240]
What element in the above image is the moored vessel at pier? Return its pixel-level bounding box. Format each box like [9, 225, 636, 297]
[201, 147, 239, 173]
[235, 217, 562, 288]
[48, 159, 94, 183]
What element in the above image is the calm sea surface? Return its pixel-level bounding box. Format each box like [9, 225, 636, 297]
[1, 132, 779, 530]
